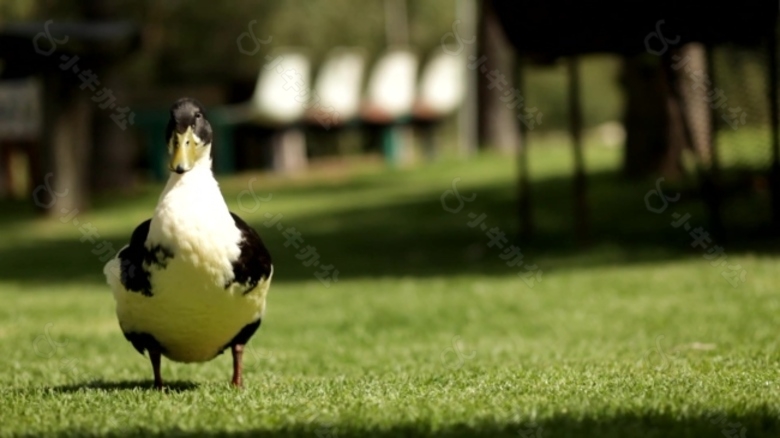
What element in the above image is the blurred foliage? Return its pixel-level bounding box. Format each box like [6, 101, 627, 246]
[525, 55, 624, 130]
[0, 0, 35, 21]
[2, 0, 456, 86]
[710, 46, 774, 170]
[2, 1, 774, 132]
[0, 0, 634, 129]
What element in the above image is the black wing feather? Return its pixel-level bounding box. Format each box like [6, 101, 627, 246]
[117, 219, 154, 296]
[117, 219, 173, 297]
[123, 331, 166, 355]
[228, 212, 273, 294]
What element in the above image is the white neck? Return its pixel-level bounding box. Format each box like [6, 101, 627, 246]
[147, 154, 242, 284]
[160, 156, 214, 197]
[155, 155, 222, 219]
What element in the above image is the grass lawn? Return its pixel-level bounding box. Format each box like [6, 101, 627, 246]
[1, 138, 779, 437]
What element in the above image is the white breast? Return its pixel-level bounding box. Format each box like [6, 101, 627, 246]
[148, 164, 242, 286]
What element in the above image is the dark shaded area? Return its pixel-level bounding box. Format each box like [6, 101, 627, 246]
[44, 379, 198, 393]
[0, 21, 139, 79]
[490, 0, 780, 244]
[0, 168, 774, 286]
[8, 412, 780, 437]
[123, 331, 166, 356]
[490, 1, 776, 59]
[620, 55, 677, 179]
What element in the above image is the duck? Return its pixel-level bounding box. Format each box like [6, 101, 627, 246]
[103, 97, 273, 389]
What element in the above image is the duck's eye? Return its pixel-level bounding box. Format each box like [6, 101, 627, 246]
[195, 112, 202, 119]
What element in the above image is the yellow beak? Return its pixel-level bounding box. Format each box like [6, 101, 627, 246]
[169, 127, 197, 174]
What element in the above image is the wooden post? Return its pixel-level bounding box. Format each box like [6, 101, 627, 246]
[477, 0, 519, 154]
[420, 123, 437, 161]
[271, 128, 307, 173]
[704, 45, 724, 239]
[769, 16, 780, 228]
[515, 55, 533, 241]
[660, 49, 695, 180]
[457, 0, 478, 157]
[568, 56, 588, 244]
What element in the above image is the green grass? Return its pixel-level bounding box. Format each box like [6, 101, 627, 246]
[1, 139, 780, 437]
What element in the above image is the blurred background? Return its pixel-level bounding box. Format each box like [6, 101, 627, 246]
[4, 2, 780, 436]
[0, 0, 625, 206]
[0, 0, 778, 281]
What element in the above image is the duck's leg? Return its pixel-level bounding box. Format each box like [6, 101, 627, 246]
[231, 344, 244, 388]
[149, 349, 163, 389]
[227, 320, 261, 388]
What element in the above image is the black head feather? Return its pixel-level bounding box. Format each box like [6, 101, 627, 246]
[165, 97, 213, 146]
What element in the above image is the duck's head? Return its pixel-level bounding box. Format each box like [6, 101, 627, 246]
[166, 98, 213, 174]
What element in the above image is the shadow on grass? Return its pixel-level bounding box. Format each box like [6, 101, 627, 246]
[0, 169, 777, 286]
[48, 379, 199, 393]
[10, 412, 780, 437]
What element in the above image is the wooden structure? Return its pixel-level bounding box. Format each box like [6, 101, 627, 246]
[0, 20, 139, 212]
[0, 78, 42, 198]
[491, 0, 779, 240]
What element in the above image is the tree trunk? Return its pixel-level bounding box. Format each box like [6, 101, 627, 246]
[675, 43, 713, 168]
[37, 72, 92, 214]
[477, 0, 518, 152]
[621, 55, 686, 179]
[90, 69, 137, 192]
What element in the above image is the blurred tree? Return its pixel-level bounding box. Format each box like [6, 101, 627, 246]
[117, 0, 454, 89]
[620, 54, 686, 178]
[476, 0, 518, 152]
[84, 0, 137, 192]
[675, 43, 712, 168]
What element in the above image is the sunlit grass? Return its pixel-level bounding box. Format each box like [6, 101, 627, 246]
[0, 137, 779, 437]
